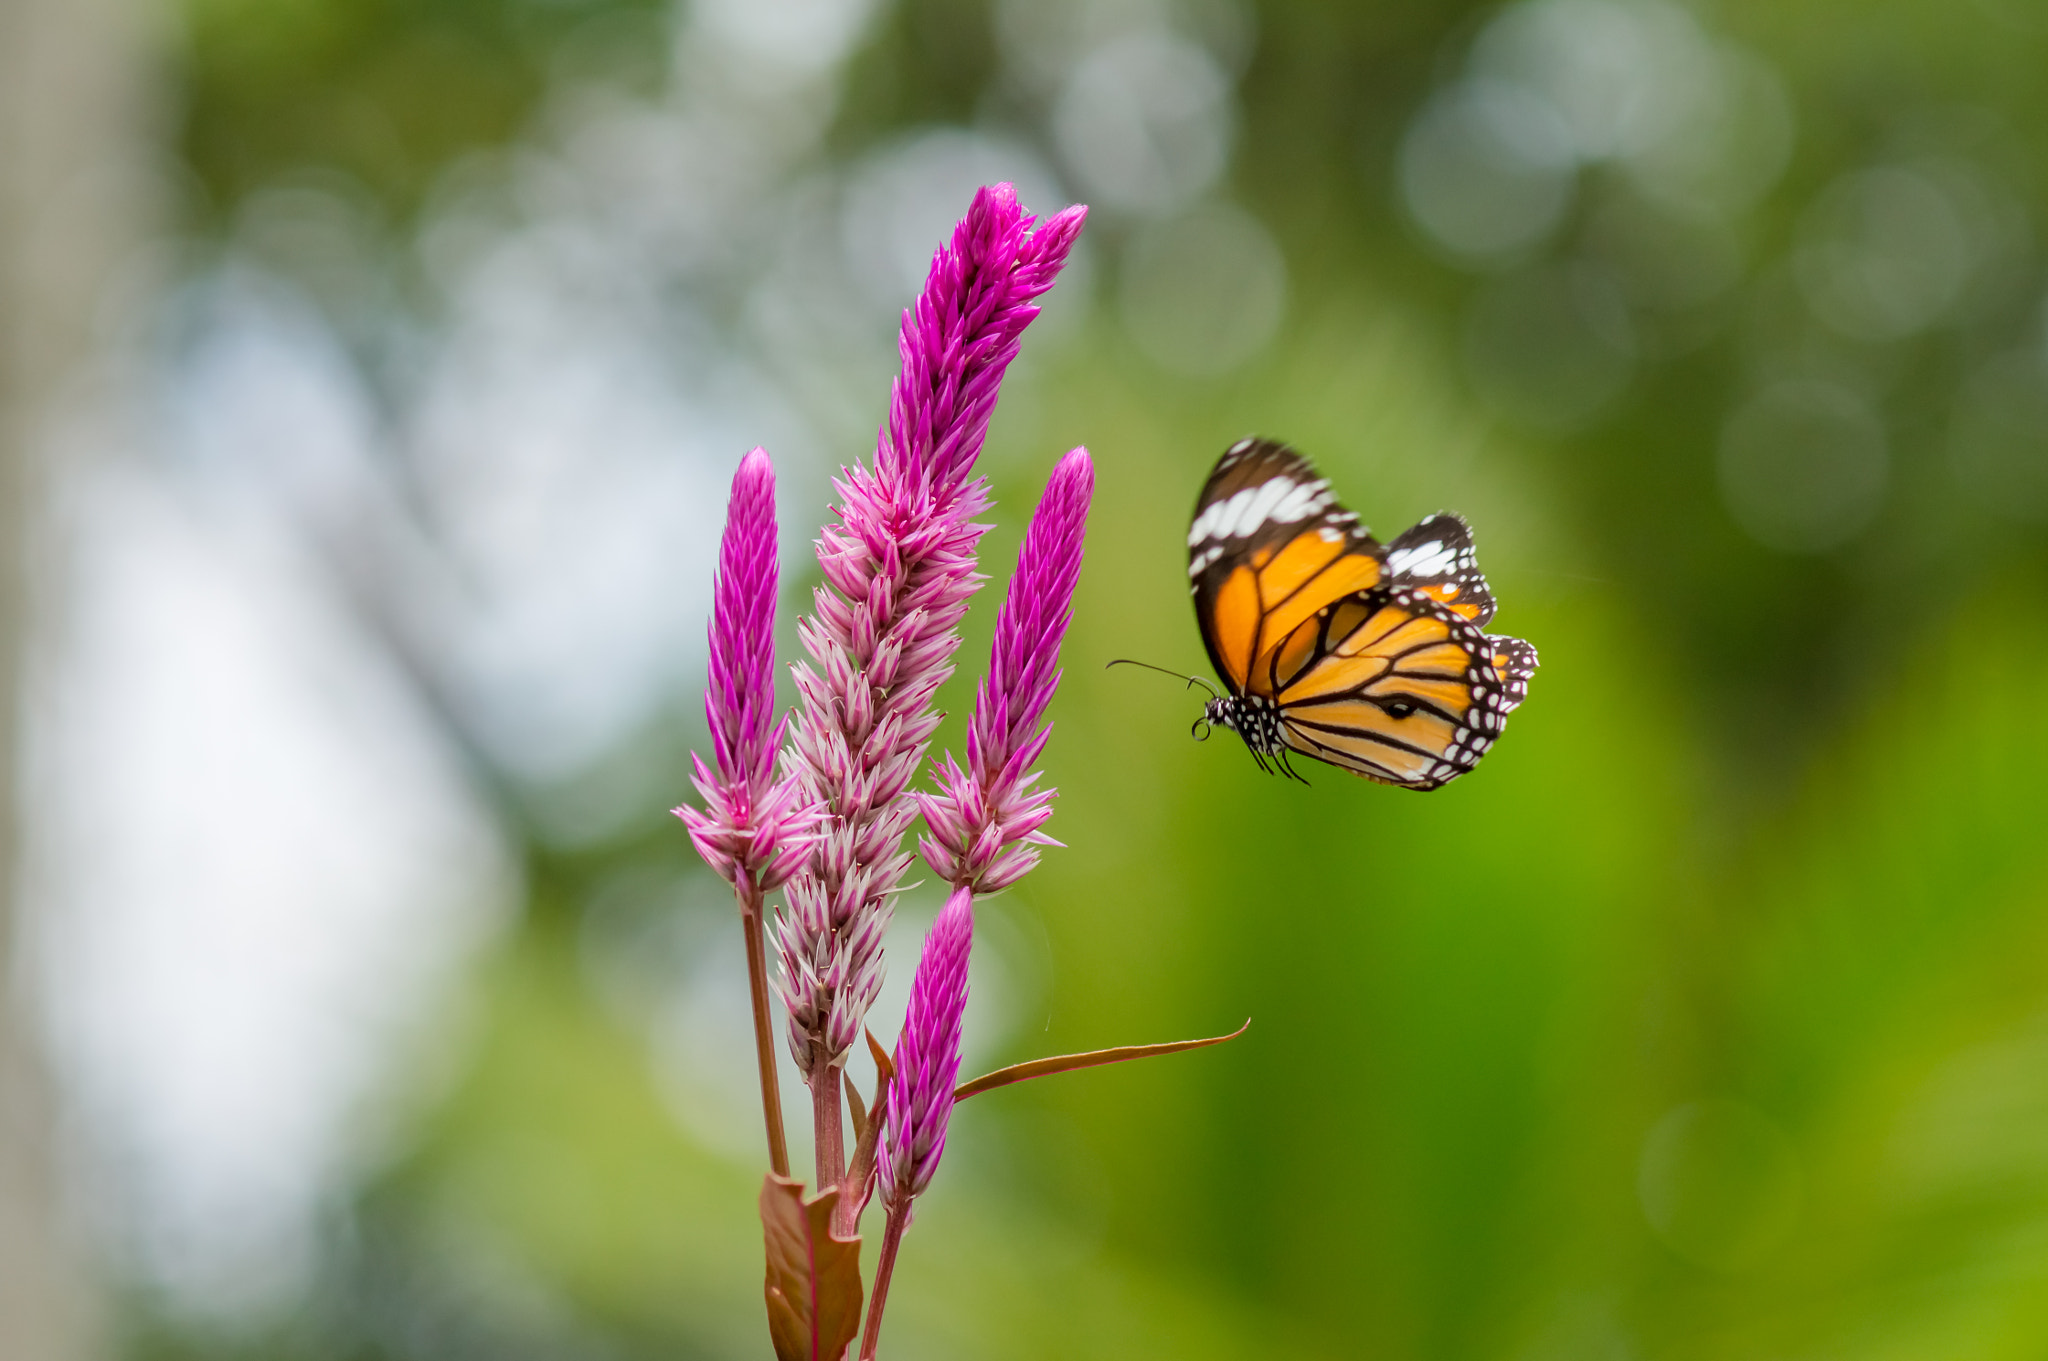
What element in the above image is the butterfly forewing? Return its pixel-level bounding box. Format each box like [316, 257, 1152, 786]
[1189, 439, 1385, 691]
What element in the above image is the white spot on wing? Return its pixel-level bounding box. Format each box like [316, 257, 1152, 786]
[1188, 489, 1248, 546]
[1387, 540, 1456, 578]
[1268, 479, 1328, 524]
[1228, 478, 1294, 536]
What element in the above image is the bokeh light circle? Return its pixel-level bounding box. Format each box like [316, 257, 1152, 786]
[1398, 79, 1577, 262]
[1639, 1099, 1803, 1272]
[1118, 200, 1286, 376]
[1795, 167, 1979, 342]
[1718, 380, 1888, 552]
[1052, 32, 1234, 217]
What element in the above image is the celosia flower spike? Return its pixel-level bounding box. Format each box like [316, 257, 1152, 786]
[880, 886, 974, 1212]
[883, 189, 1088, 500]
[675, 448, 813, 892]
[776, 185, 1086, 1081]
[920, 447, 1094, 893]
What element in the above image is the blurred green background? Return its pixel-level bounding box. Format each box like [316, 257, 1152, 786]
[34, 0, 2048, 1357]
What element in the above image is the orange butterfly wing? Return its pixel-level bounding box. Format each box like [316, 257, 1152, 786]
[1267, 587, 1535, 789]
[1189, 440, 1385, 693]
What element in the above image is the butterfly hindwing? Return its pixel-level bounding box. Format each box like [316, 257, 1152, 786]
[1384, 513, 1497, 627]
[1482, 635, 1538, 713]
[1187, 438, 1537, 790]
[1267, 586, 1512, 789]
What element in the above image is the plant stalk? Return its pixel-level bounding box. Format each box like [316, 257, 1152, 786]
[858, 1203, 910, 1361]
[812, 1056, 845, 1189]
[737, 882, 789, 1178]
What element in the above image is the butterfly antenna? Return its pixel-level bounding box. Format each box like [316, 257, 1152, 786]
[1106, 657, 1219, 700]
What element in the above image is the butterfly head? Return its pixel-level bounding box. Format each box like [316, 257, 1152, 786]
[1197, 693, 1285, 754]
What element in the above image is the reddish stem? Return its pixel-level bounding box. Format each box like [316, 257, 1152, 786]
[858, 1203, 910, 1361]
[736, 883, 789, 1178]
[812, 1059, 845, 1189]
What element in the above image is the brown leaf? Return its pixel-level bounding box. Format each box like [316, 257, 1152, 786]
[760, 1174, 863, 1361]
[845, 1082, 868, 1143]
[843, 1028, 895, 1147]
[834, 1034, 896, 1239]
[953, 1019, 1251, 1102]
[865, 1026, 896, 1084]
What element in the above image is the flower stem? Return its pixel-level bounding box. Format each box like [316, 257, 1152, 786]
[737, 883, 789, 1178]
[812, 1059, 845, 1189]
[858, 1203, 910, 1361]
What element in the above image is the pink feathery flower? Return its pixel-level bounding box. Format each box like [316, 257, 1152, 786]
[675, 448, 813, 892]
[880, 886, 973, 1213]
[776, 184, 1086, 1075]
[920, 447, 1093, 893]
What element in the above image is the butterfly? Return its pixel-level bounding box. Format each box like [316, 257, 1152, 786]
[1185, 437, 1536, 790]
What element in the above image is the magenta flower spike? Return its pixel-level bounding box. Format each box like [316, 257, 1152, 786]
[776, 184, 1087, 1097]
[880, 886, 974, 1213]
[676, 446, 817, 1179]
[675, 447, 813, 894]
[854, 884, 975, 1360]
[920, 446, 1094, 894]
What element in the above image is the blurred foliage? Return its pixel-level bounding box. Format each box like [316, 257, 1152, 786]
[140, 0, 2048, 1357]
[176, 0, 670, 219]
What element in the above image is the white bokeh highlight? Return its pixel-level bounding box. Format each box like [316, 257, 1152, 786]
[1398, 0, 1792, 264]
[1399, 81, 1578, 261]
[1053, 31, 1234, 217]
[29, 413, 513, 1316]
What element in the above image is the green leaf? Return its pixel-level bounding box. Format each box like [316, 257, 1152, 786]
[760, 1174, 863, 1361]
[953, 1019, 1251, 1102]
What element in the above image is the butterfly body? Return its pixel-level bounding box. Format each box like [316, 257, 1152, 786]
[1188, 438, 1536, 790]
